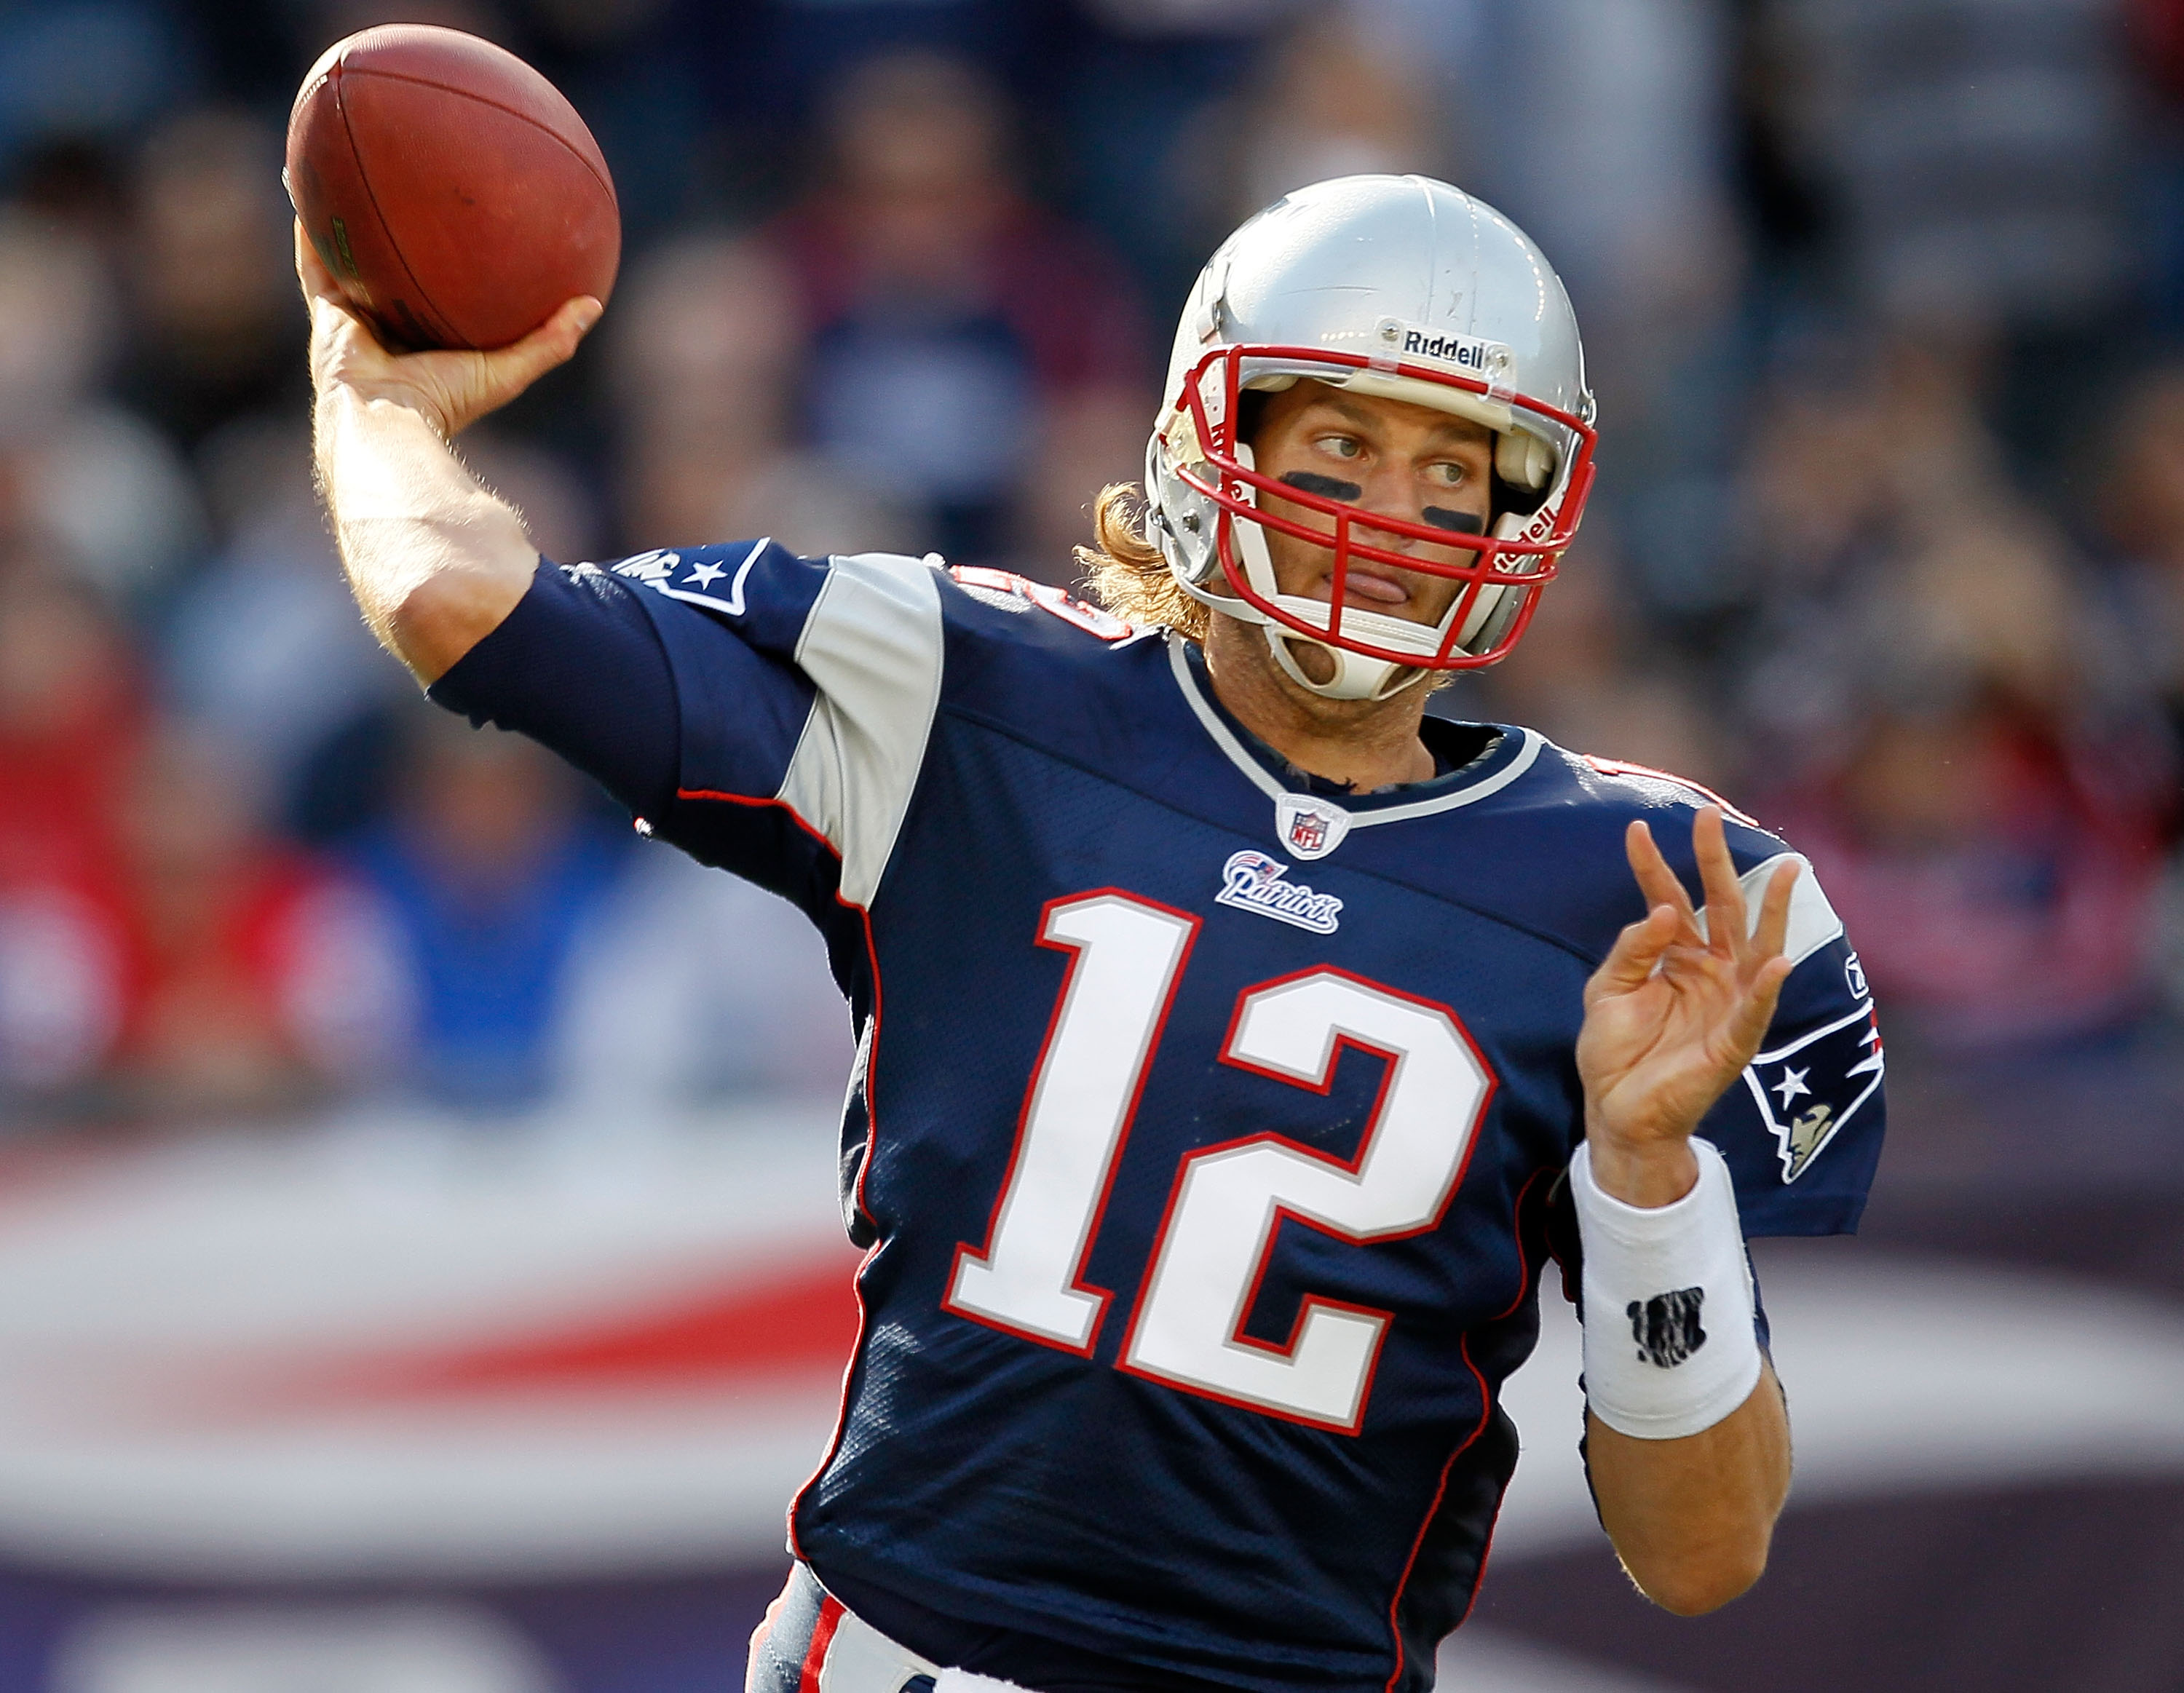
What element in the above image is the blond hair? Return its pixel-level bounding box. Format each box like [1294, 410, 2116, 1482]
[1075, 483, 1209, 643]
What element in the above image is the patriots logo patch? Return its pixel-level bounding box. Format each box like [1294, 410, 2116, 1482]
[1741, 1001, 1885, 1182]
[607, 539, 767, 616]
[1216, 851, 1342, 935]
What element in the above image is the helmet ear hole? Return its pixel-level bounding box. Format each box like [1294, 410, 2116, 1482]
[1491, 465, 1548, 521]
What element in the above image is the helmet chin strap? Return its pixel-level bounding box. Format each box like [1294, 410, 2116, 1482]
[1264, 622, 1433, 701]
[1227, 444, 1449, 703]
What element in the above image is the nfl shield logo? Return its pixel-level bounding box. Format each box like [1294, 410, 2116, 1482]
[1275, 794, 1352, 861]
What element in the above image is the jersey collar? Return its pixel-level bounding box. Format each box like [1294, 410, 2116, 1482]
[1166, 634, 1543, 830]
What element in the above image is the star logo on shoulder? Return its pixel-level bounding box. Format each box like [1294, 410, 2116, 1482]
[1770, 1066, 1810, 1109]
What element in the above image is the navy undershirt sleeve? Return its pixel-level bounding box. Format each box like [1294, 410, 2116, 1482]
[427, 558, 679, 821]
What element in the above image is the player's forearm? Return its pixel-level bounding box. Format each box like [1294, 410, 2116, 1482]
[1566, 1121, 1787, 1614]
[314, 384, 536, 685]
[1587, 1361, 1789, 1615]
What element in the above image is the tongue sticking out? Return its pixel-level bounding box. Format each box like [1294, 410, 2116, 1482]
[1337, 570, 1408, 606]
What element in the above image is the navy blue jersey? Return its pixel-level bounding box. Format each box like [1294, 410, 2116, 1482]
[433, 544, 1885, 1693]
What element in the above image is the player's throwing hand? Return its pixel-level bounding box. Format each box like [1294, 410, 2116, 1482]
[1576, 806, 1799, 1207]
[296, 221, 601, 440]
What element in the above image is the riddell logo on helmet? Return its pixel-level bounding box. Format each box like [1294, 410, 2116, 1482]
[1375, 318, 1513, 382]
[1402, 330, 1510, 376]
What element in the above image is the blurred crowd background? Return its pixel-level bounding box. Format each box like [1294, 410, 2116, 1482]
[4, 0, 2184, 1159]
[0, 2, 2180, 1690]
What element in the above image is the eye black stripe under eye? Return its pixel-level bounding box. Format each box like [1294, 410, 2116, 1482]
[1278, 470, 1361, 501]
[1423, 507, 1484, 534]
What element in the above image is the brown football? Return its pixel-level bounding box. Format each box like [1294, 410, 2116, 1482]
[285, 24, 620, 352]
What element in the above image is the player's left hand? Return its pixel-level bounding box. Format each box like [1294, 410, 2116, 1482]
[1575, 807, 1797, 1208]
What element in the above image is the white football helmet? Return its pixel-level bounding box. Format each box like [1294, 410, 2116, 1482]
[1145, 175, 1597, 700]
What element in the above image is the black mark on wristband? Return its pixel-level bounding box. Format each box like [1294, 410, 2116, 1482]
[1628, 1286, 1708, 1368]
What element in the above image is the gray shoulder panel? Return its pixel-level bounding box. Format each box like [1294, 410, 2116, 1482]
[777, 552, 946, 907]
[1693, 852, 1847, 970]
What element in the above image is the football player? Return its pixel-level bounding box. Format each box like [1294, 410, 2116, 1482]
[300, 175, 1885, 1693]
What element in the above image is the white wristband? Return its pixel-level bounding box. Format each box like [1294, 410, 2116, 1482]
[1570, 1137, 1762, 1440]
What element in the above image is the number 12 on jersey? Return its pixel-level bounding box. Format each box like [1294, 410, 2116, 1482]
[946, 890, 1496, 1434]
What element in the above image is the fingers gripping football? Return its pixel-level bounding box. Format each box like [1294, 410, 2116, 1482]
[1577, 808, 1797, 1175]
[297, 221, 601, 438]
